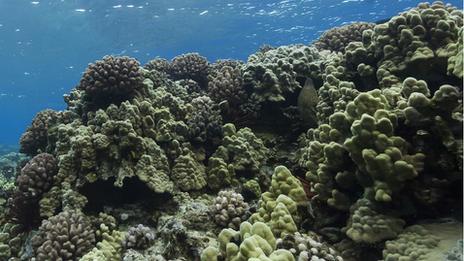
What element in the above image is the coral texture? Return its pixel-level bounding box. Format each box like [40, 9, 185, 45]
[201, 221, 294, 261]
[123, 224, 155, 250]
[32, 210, 95, 261]
[211, 190, 250, 229]
[78, 55, 144, 109]
[169, 53, 210, 86]
[314, 22, 376, 53]
[19, 109, 60, 156]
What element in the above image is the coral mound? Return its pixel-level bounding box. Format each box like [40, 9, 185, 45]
[169, 52, 210, 86]
[314, 22, 376, 53]
[32, 210, 95, 261]
[78, 55, 144, 109]
[9, 153, 58, 227]
[19, 109, 60, 156]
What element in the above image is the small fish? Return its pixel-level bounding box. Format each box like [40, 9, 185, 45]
[298, 77, 318, 127]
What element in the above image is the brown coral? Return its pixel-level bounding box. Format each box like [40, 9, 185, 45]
[169, 53, 209, 86]
[32, 210, 95, 261]
[314, 22, 375, 53]
[78, 55, 144, 109]
[143, 57, 171, 73]
[9, 153, 58, 227]
[19, 109, 59, 156]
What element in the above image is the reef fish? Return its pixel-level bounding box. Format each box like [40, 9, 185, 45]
[297, 77, 318, 127]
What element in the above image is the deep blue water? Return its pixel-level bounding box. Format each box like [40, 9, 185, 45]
[0, 0, 461, 145]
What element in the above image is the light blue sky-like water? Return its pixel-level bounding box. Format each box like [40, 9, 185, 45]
[0, 0, 462, 145]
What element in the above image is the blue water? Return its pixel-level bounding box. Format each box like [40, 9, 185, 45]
[0, 0, 461, 145]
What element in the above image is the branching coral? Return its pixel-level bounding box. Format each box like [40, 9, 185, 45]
[144, 58, 171, 74]
[345, 1, 463, 83]
[249, 166, 307, 237]
[171, 150, 207, 191]
[276, 232, 343, 261]
[345, 199, 405, 244]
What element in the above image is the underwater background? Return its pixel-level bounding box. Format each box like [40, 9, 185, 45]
[0, 0, 463, 261]
[0, 0, 462, 146]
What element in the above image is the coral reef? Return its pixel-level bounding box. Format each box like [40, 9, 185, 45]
[201, 221, 294, 261]
[207, 123, 269, 190]
[383, 222, 462, 261]
[185, 96, 223, 143]
[9, 153, 58, 227]
[276, 232, 343, 261]
[169, 53, 210, 87]
[78, 55, 144, 110]
[123, 224, 155, 250]
[4, 2, 463, 260]
[19, 109, 60, 156]
[243, 45, 322, 102]
[211, 190, 250, 229]
[144, 58, 171, 74]
[31, 210, 95, 261]
[314, 22, 376, 53]
[249, 166, 307, 237]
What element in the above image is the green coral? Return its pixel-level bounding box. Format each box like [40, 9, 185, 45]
[243, 45, 322, 102]
[0, 223, 23, 260]
[345, 198, 405, 244]
[249, 166, 306, 237]
[346, 2, 463, 83]
[382, 222, 462, 261]
[171, 150, 207, 191]
[80, 224, 124, 261]
[201, 221, 294, 261]
[207, 123, 269, 190]
[383, 225, 438, 261]
[446, 27, 463, 78]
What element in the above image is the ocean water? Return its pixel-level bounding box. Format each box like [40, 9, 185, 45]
[0, 0, 461, 146]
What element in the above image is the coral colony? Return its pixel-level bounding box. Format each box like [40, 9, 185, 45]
[0, 2, 462, 260]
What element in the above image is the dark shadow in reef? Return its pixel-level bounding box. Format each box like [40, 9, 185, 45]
[79, 176, 171, 214]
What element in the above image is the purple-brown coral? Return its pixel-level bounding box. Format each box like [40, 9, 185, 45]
[32, 210, 95, 261]
[169, 53, 209, 86]
[78, 55, 144, 108]
[19, 109, 59, 156]
[143, 57, 171, 73]
[9, 153, 58, 227]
